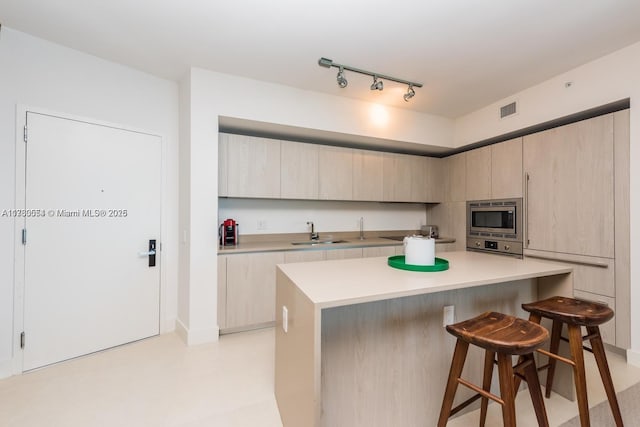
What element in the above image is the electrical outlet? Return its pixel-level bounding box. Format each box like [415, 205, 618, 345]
[443, 305, 455, 327]
[282, 306, 288, 333]
[257, 220, 267, 230]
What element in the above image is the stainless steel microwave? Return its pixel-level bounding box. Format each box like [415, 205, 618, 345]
[466, 198, 523, 257]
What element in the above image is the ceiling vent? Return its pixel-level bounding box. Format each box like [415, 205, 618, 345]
[500, 101, 517, 118]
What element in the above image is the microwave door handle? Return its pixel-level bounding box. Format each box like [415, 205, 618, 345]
[524, 172, 529, 247]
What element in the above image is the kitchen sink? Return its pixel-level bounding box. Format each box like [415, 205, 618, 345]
[291, 239, 349, 245]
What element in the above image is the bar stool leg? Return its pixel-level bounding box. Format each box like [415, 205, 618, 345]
[438, 339, 470, 427]
[567, 324, 590, 427]
[480, 350, 495, 427]
[497, 352, 516, 427]
[587, 326, 624, 427]
[522, 353, 550, 427]
[544, 319, 563, 398]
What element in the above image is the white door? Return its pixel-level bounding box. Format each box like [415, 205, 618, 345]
[21, 112, 161, 371]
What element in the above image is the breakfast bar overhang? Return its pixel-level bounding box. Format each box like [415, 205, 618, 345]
[274, 251, 574, 427]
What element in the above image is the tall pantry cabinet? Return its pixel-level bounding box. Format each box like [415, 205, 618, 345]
[523, 111, 629, 347]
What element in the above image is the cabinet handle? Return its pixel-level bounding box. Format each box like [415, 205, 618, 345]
[525, 253, 609, 268]
[524, 172, 530, 248]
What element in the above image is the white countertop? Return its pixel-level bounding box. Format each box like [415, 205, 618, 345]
[276, 251, 572, 309]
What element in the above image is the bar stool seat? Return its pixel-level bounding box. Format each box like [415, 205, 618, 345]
[522, 296, 623, 427]
[438, 311, 550, 427]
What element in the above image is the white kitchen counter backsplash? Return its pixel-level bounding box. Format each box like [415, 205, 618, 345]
[218, 198, 429, 235]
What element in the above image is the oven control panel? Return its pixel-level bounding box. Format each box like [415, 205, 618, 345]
[467, 237, 523, 258]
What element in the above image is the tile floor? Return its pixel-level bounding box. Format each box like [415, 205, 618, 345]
[0, 327, 639, 427]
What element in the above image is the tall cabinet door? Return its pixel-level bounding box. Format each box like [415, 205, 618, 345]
[523, 114, 614, 258]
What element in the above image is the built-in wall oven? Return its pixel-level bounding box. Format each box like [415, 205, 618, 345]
[467, 198, 523, 257]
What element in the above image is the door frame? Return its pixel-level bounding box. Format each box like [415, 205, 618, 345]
[12, 105, 168, 375]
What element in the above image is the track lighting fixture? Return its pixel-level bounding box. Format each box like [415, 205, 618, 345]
[370, 76, 383, 91]
[318, 57, 422, 101]
[403, 84, 415, 102]
[336, 67, 348, 88]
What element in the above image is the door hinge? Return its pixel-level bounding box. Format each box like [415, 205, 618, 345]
[20, 332, 25, 349]
[22, 228, 27, 245]
[23, 126, 27, 143]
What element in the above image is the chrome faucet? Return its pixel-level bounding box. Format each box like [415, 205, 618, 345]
[307, 221, 319, 240]
[359, 217, 365, 240]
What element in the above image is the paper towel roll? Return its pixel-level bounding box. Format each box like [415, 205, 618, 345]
[404, 236, 435, 266]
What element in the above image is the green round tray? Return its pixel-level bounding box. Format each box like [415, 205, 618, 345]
[387, 255, 449, 272]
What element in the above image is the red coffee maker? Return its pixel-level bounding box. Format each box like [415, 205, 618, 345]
[219, 218, 239, 246]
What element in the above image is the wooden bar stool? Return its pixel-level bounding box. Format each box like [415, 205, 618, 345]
[521, 296, 623, 427]
[438, 311, 550, 427]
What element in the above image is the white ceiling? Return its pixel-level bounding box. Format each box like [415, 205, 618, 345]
[2, 0, 640, 118]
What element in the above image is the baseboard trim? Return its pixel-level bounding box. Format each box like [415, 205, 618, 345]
[627, 348, 640, 367]
[175, 318, 219, 346]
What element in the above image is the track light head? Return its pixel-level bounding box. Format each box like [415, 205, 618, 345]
[336, 67, 348, 88]
[403, 84, 415, 102]
[370, 76, 383, 91]
[318, 57, 333, 68]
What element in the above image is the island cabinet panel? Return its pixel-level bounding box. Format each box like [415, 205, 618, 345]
[280, 140, 319, 199]
[319, 146, 353, 200]
[275, 251, 574, 426]
[226, 134, 281, 198]
[352, 149, 383, 201]
[465, 145, 492, 200]
[382, 153, 413, 202]
[491, 137, 523, 198]
[225, 252, 285, 329]
[523, 114, 614, 258]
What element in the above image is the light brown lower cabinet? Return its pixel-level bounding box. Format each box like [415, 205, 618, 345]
[362, 246, 397, 258]
[223, 252, 285, 331]
[219, 245, 402, 333]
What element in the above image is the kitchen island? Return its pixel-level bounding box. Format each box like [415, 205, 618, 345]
[274, 251, 573, 427]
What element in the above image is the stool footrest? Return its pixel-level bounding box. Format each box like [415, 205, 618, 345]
[537, 348, 576, 367]
[456, 377, 505, 406]
[449, 393, 482, 417]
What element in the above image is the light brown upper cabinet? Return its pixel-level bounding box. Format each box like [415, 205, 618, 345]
[523, 114, 614, 258]
[226, 134, 281, 198]
[218, 133, 229, 197]
[382, 153, 414, 202]
[353, 149, 384, 201]
[319, 146, 353, 200]
[463, 138, 522, 200]
[280, 140, 319, 199]
[491, 138, 523, 199]
[465, 145, 492, 200]
[425, 156, 446, 202]
[446, 152, 466, 202]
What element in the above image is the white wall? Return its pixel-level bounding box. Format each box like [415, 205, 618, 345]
[0, 27, 180, 377]
[455, 41, 640, 359]
[219, 199, 429, 236]
[181, 68, 455, 344]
